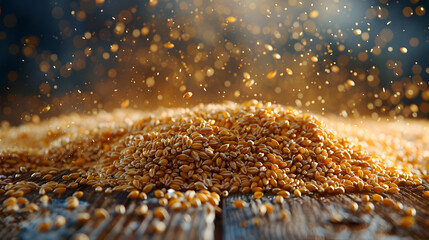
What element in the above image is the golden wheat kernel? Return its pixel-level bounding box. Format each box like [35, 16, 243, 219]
[72, 233, 89, 240]
[253, 191, 264, 199]
[264, 203, 275, 214]
[68, 182, 79, 189]
[365, 202, 375, 212]
[197, 193, 208, 203]
[405, 207, 416, 216]
[127, 190, 139, 199]
[115, 205, 126, 215]
[27, 203, 40, 212]
[330, 213, 343, 223]
[105, 187, 112, 194]
[66, 196, 79, 209]
[387, 187, 400, 194]
[151, 220, 167, 233]
[372, 194, 383, 202]
[382, 199, 394, 207]
[233, 200, 247, 209]
[43, 174, 53, 181]
[417, 186, 424, 191]
[136, 204, 149, 216]
[95, 186, 103, 192]
[38, 221, 52, 232]
[154, 207, 169, 220]
[252, 217, 263, 227]
[362, 195, 370, 202]
[399, 216, 415, 228]
[424, 191, 429, 198]
[53, 187, 67, 194]
[154, 190, 164, 198]
[69, 173, 79, 179]
[3, 197, 17, 207]
[280, 209, 291, 221]
[258, 204, 267, 216]
[275, 196, 284, 204]
[394, 202, 404, 211]
[277, 191, 290, 198]
[73, 191, 84, 198]
[139, 192, 148, 200]
[183, 92, 193, 99]
[349, 202, 359, 212]
[222, 190, 229, 197]
[373, 186, 385, 194]
[12, 190, 24, 198]
[293, 189, 301, 197]
[3, 204, 20, 214]
[95, 208, 109, 219]
[40, 195, 50, 204]
[159, 197, 168, 206]
[55, 215, 67, 228]
[76, 212, 90, 223]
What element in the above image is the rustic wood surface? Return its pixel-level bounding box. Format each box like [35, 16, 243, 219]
[1, 172, 429, 240]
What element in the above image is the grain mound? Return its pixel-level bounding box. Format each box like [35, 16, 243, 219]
[1, 100, 422, 198]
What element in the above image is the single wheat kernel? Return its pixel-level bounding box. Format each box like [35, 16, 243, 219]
[127, 190, 139, 199]
[38, 221, 52, 232]
[72, 233, 90, 240]
[233, 200, 247, 209]
[349, 202, 358, 212]
[405, 207, 416, 216]
[372, 194, 383, 202]
[154, 207, 169, 220]
[254, 191, 263, 199]
[136, 204, 149, 216]
[399, 216, 415, 228]
[73, 191, 84, 198]
[55, 215, 67, 228]
[76, 212, 90, 224]
[365, 202, 375, 212]
[94, 208, 109, 219]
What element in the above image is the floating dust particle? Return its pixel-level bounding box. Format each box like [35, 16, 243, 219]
[272, 53, 281, 59]
[310, 56, 318, 62]
[245, 79, 254, 87]
[41, 105, 51, 113]
[400, 47, 408, 53]
[183, 91, 193, 99]
[346, 79, 355, 87]
[148, 0, 158, 7]
[265, 44, 273, 51]
[309, 10, 319, 19]
[226, 16, 237, 23]
[121, 99, 130, 108]
[163, 42, 174, 49]
[353, 29, 362, 35]
[285, 68, 293, 75]
[267, 71, 277, 79]
[243, 72, 251, 79]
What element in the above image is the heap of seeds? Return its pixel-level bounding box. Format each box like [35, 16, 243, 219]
[0, 100, 427, 216]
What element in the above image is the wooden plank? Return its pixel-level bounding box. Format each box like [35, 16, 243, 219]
[0, 173, 216, 240]
[222, 185, 429, 240]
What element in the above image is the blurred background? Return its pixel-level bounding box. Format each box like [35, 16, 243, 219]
[0, 0, 428, 125]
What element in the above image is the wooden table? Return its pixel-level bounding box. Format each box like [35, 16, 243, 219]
[1, 172, 428, 240]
